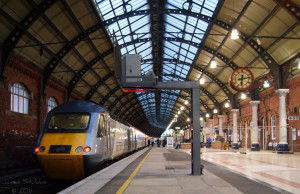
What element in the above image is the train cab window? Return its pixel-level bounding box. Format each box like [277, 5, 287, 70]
[10, 83, 29, 114]
[48, 113, 90, 130]
[97, 114, 106, 137]
[47, 97, 58, 112]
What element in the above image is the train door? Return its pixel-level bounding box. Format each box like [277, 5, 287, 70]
[106, 115, 111, 153]
[97, 114, 108, 156]
[127, 129, 131, 151]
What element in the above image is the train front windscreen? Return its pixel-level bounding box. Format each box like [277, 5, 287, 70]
[47, 113, 90, 131]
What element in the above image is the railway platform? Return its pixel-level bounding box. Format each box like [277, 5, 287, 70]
[60, 147, 294, 194]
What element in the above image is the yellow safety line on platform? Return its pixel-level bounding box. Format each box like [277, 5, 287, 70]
[116, 149, 151, 194]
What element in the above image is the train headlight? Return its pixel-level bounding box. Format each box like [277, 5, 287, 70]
[75, 146, 83, 153]
[39, 146, 45, 152]
[34, 146, 40, 153]
[83, 146, 91, 153]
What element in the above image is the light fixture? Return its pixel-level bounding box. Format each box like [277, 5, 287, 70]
[230, 29, 239, 40]
[180, 106, 185, 110]
[178, 110, 181, 114]
[213, 109, 218, 114]
[240, 93, 247, 100]
[256, 38, 261, 45]
[200, 117, 203, 121]
[224, 101, 230, 108]
[184, 100, 189, 105]
[187, 118, 191, 122]
[206, 113, 210, 118]
[175, 114, 178, 118]
[199, 78, 205, 85]
[263, 80, 270, 88]
[210, 60, 217, 69]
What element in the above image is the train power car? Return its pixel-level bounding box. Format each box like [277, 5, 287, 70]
[35, 100, 146, 179]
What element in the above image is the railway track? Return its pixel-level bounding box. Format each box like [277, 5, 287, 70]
[0, 148, 146, 194]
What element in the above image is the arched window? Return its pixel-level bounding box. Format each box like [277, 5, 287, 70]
[10, 83, 29, 114]
[47, 97, 58, 112]
[270, 115, 276, 140]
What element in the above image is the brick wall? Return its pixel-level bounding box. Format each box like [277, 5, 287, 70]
[215, 76, 300, 150]
[204, 76, 300, 151]
[0, 53, 84, 169]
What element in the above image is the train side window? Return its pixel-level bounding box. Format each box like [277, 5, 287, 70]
[97, 114, 105, 137]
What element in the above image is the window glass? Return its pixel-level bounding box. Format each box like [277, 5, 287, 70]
[48, 97, 58, 112]
[97, 114, 106, 137]
[271, 115, 276, 140]
[10, 83, 29, 114]
[48, 113, 90, 130]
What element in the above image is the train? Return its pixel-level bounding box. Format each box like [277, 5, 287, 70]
[35, 100, 147, 179]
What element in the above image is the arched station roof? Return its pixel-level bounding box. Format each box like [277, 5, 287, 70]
[0, 0, 299, 136]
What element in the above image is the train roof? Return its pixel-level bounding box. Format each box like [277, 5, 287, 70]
[50, 100, 107, 114]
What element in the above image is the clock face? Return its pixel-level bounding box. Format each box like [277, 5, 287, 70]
[230, 68, 254, 92]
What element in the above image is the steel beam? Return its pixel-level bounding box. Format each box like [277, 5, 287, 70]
[0, 0, 58, 77]
[273, 0, 300, 22]
[114, 90, 211, 120]
[67, 49, 113, 99]
[122, 94, 210, 123]
[142, 58, 235, 105]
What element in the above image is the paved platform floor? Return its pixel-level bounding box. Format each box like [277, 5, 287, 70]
[193, 148, 300, 194]
[97, 148, 288, 194]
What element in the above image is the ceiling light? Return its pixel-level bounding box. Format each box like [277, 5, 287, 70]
[213, 109, 218, 114]
[256, 38, 261, 45]
[178, 110, 181, 114]
[263, 80, 270, 88]
[175, 114, 178, 118]
[210, 60, 217, 69]
[184, 100, 189, 105]
[187, 118, 191, 122]
[200, 117, 203, 121]
[180, 106, 185, 110]
[230, 29, 239, 40]
[224, 102, 230, 108]
[205, 113, 210, 118]
[199, 78, 205, 85]
[240, 93, 247, 100]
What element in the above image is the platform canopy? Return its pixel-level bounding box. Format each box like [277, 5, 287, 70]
[0, 0, 299, 137]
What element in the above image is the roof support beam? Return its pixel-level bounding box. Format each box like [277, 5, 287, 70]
[273, 0, 300, 22]
[112, 88, 214, 119]
[126, 103, 190, 124]
[39, 8, 211, 89]
[0, 0, 58, 78]
[105, 78, 222, 112]
[142, 58, 235, 106]
[122, 93, 211, 123]
[67, 49, 113, 99]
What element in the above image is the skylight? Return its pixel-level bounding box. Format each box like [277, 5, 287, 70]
[95, 0, 219, 128]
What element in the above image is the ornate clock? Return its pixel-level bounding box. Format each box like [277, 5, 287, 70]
[230, 68, 254, 92]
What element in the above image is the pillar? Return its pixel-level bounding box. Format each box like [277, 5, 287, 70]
[250, 101, 260, 151]
[231, 109, 239, 149]
[218, 115, 224, 137]
[276, 89, 289, 152]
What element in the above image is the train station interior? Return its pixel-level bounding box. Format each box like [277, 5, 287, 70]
[0, 0, 299, 193]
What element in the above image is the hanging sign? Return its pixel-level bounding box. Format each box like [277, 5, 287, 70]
[288, 116, 300, 121]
